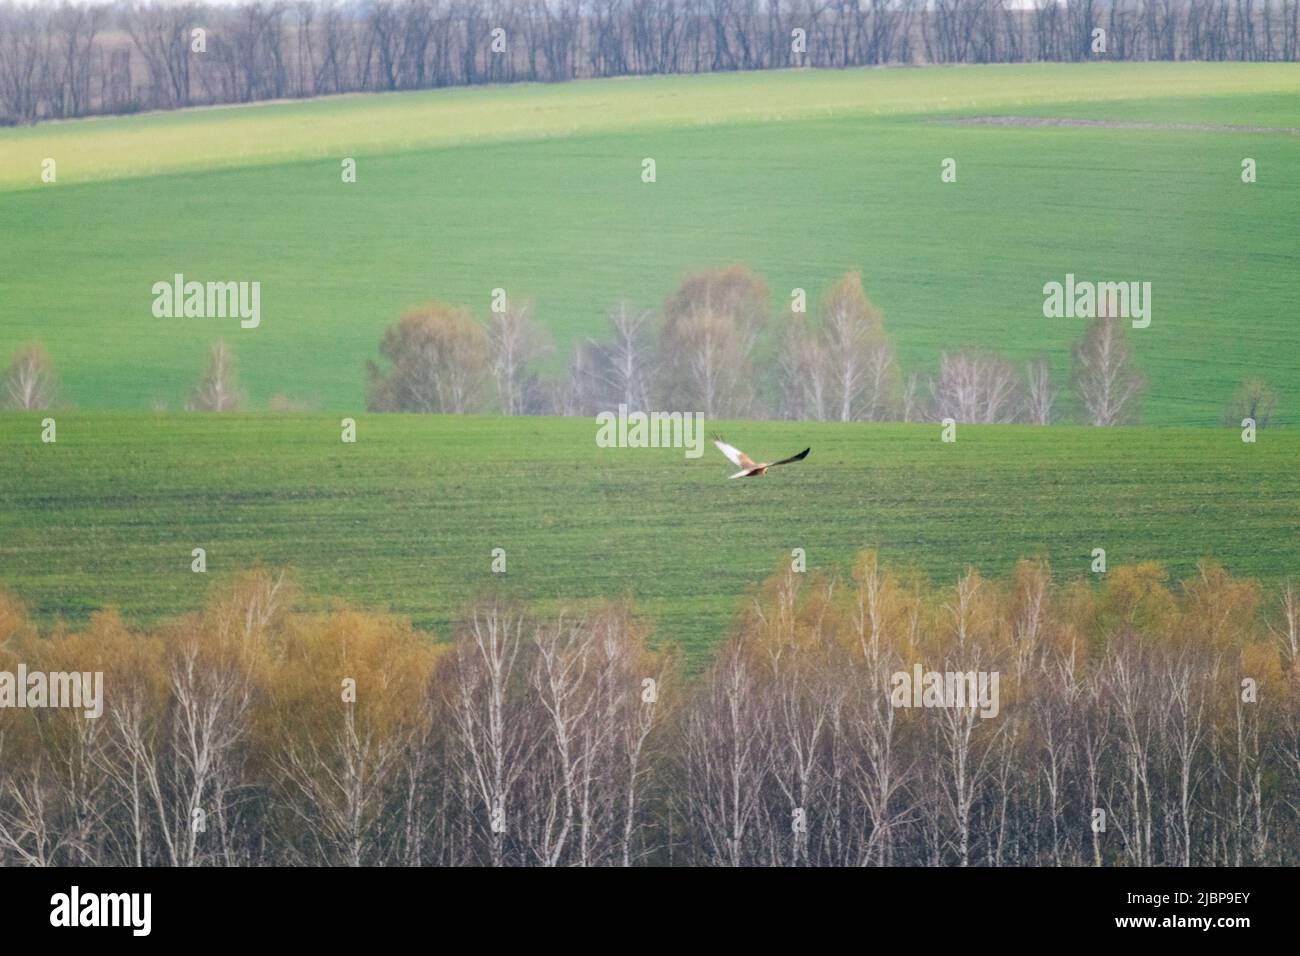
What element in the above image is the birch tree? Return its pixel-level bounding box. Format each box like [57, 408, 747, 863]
[2, 342, 59, 410]
[188, 339, 244, 412]
[1071, 315, 1144, 425]
[487, 301, 550, 415]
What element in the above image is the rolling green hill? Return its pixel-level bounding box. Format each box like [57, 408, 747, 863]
[2, 413, 1295, 665]
[3, 64, 1296, 665]
[1, 63, 1298, 424]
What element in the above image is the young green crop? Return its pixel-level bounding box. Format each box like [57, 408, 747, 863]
[2, 413, 1295, 668]
[1, 64, 1297, 424]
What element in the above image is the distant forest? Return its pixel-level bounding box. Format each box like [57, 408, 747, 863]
[2, 0, 1300, 125]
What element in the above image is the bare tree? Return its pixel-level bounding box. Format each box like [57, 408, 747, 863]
[659, 266, 767, 418]
[819, 272, 898, 421]
[49, 3, 107, 119]
[270, 622, 422, 867]
[1102, 644, 1158, 865]
[445, 602, 534, 866]
[125, 2, 197, 110]
[188, 339, 244, 411]
[0, 4, 48, 123]
[1023, 355, 1056, 424]
[3, 1, 1300, 125]
[275, 705, 405, 865]
[776, 313, 830, 421]
[561, 340, 601, 417]
[487, 301, 550, 415]
[1268, 579, 1298, 661]
[595, 301, 656, 412]
[900, 371, 925, 422]
[2, 342, 58, 409]
[930, 350, 1018, 423]
[1071, 315, 1144, 425]
[682, 640, 772, 865]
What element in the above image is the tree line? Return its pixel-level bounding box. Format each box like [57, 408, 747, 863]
[0, 556, 1296, 865]
[366, 266, 1152, 425]
[3, 0, 1300, 125]
[3, 267, 1282, 424]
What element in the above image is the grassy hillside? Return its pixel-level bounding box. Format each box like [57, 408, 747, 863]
[1, 63, 1298, 424]
[2, 413, 1295, 666]
[2, 63, 1295, 190]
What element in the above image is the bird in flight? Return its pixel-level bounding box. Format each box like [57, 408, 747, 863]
[712, 435, 810, 479]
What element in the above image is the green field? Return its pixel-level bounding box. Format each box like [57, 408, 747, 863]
[3, 64, 1297, 665]
[2, 63, 1298, 424]
[2, 413, 1295, 665]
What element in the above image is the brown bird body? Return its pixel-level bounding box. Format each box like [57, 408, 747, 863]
[712, 436, 810, 478]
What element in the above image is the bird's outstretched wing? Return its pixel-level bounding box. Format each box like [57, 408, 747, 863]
[713, 435, 755, 469]
[769, 447, 811, 468]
